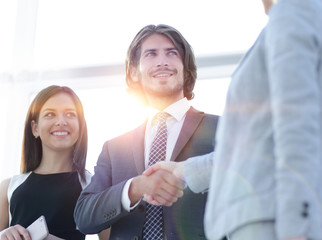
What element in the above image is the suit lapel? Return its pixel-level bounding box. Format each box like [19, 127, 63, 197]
[132, 122, 146, 174]
[170, 107, 204, 162]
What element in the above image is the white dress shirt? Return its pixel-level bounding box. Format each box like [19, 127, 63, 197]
[121, 98, 191, 211]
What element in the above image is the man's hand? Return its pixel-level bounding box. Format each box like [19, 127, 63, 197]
[0, 225, 31, 240]
[141, 162, 185, 206]
[143, 161, 185, 180]
[129, 169, 185, 207]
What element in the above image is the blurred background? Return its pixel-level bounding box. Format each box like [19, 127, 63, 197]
[0, 0, 267, 237]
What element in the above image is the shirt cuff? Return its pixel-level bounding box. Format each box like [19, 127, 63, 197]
[121, 178, 141, 212]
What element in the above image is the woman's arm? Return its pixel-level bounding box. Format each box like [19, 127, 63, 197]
[0, 178, 10, 231]
[0, 178, 31, 240]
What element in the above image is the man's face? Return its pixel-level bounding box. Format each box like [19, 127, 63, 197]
[132, 34, 185, 102]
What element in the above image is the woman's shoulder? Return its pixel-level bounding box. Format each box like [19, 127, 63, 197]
[9, 172, 32, 187]
[0, 172, 32, 205]
[7, 172, 32, 201]
[0, 178, 11, 198]
[0, 172, 31, 194]
[0, 178, 11, 187]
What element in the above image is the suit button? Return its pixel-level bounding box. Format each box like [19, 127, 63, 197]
[302, 211, 308, 218]
[302, 202, 309, 217]
[132, 236, 139, 240]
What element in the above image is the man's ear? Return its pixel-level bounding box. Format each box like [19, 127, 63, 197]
[130, 67, 139, 82]
[31, 120, 39, 138]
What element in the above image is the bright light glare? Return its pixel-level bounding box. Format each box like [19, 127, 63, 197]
[76, 87, 148, 174]
[192, 78, 231, 116]
[76, 77, 230, 175]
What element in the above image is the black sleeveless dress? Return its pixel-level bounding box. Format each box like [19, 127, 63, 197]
[10, 171, 85, 240]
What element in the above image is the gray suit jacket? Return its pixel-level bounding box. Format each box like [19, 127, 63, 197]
[74, 107, 219, 240]
[195, 0, 322, 239]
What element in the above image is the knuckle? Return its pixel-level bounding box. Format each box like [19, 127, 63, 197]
[150, 185, 160, 194]
[169, 187, 179, 196]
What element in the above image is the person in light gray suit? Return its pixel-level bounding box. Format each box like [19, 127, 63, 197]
[144, 0, 322, 239]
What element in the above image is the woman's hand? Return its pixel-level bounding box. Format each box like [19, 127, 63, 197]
[0, 225, 31, 240]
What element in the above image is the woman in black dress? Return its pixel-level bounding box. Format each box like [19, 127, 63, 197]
[0, 85, 109, 240]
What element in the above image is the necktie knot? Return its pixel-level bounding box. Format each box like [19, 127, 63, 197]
[153, 111, 170, 126]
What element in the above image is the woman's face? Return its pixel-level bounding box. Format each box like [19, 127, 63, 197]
[31, 92, 80, 154]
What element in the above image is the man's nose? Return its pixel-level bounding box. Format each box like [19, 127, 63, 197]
[156, 54, 169, 67]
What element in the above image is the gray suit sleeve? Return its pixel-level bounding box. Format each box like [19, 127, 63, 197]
[266, 0, 322, 238]
[184, 152, 214, 193]
[74, 142, 128, 234]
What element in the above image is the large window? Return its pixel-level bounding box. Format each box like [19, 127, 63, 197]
[33, 0, 266, 69]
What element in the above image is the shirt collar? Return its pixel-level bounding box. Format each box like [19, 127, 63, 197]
[147, 98, 191, 124]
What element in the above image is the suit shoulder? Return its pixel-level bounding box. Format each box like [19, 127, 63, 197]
[189, 107, 219, 119]
[199, 111, 220, 123]
[203, 113, 220, 120]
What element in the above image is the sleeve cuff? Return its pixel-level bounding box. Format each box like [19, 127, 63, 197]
[121, 178, 141, 212]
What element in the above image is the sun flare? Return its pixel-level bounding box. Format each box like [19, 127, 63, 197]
[77, 87, 148, 173]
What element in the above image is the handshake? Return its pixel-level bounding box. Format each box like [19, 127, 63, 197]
[129, 162, 186, 207]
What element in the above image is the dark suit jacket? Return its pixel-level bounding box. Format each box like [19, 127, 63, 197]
[74, 107, 219, 240]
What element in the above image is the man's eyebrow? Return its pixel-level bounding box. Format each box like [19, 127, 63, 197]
[165, 47, 178, 51]
[142, 47, 178, 54]
[142, 48, 157, 54]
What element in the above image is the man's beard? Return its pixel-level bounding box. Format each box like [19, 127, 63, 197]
[142, 82, 184, 100]
[139, 68, 184, 99]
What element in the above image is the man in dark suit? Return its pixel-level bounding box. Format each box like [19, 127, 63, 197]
[74, 24, 219, 240]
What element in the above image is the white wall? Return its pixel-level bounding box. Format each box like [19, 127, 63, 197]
[0, 79, 33, 180]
